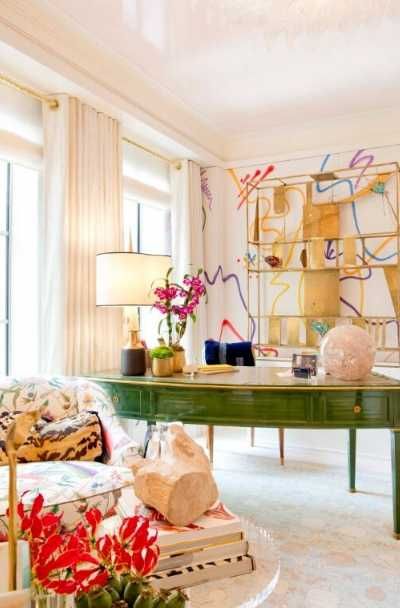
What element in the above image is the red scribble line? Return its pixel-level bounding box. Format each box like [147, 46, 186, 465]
[218, 319, 278, 357]
[237, 164, 275, 209]
[257, 345, 279, 357]
[218, 318, 245, 341]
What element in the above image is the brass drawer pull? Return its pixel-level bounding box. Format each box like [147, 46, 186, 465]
[112, 394, 119, 404]
[353, 404, 362, 414]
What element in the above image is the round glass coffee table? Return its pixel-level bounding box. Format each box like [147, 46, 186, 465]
[186, 520, 280, 607]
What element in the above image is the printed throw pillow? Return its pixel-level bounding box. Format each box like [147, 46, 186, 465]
[0, 411, 104, 465]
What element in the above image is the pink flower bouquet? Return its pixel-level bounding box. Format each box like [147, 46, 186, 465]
[153, 269, 206, 348]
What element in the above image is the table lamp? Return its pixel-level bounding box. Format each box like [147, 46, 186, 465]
[96, 252, 171, 375]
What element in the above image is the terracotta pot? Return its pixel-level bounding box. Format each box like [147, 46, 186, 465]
[173, 349, 186, 373]
[152, 357, 174, 377]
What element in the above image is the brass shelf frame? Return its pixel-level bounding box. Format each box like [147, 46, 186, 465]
[249, 230, 400, 247]
[249, 263, 397, 273]
[246, 161, 400, 363]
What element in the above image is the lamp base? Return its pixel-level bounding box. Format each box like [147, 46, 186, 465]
[121, 347, 146, 376]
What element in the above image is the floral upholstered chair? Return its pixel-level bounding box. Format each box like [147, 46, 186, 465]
[0, 377, 138, 535]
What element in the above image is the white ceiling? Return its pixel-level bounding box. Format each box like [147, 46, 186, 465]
[45, 0, 400, 138]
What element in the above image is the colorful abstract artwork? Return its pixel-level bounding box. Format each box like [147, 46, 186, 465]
[202, 146, 400, 363]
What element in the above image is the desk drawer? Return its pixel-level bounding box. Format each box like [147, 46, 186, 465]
[153, 389, 311, 426]
[153, 389, 202, 421]
[110, 385, 143, 417]
[323, 392, 391, 426]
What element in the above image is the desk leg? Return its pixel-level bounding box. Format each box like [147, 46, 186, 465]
[279, 428, 285, 466]
[391, 430, 400, 539]
[207, 425, 214, 465]
[348, 429, 356, 493]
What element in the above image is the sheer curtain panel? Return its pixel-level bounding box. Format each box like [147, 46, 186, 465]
[41, 96, 123, 375]
[170, 160, 207, 362]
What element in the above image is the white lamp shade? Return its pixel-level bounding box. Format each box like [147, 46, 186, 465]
[96, 252, 171, 306]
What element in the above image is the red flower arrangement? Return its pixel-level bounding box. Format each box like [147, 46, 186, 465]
[3, 494, 187, 607]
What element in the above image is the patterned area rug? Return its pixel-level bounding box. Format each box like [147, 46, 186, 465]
[213, 444, 399, 608]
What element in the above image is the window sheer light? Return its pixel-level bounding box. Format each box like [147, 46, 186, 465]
[123, 197, 171, 349]
[10, 164, 40, 375]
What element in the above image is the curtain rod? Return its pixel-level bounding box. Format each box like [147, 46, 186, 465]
[0, 73, 59, 109]
[122, 135, 181, 168]
[0, 73, 182, 167]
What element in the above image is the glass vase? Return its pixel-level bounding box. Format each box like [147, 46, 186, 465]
[31, 592, 69, 608]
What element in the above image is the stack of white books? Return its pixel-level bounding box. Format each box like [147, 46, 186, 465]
[118, 495, 255, 590]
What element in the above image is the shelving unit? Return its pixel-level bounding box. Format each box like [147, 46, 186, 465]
[245, 161, 400, 363]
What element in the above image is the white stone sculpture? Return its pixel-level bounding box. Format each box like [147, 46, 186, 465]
[131, 423, 219, 526]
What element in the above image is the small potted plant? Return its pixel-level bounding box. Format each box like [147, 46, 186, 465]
[150, 346, 174, 377]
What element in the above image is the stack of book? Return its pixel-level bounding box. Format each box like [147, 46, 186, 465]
[118, 494, 255, 591]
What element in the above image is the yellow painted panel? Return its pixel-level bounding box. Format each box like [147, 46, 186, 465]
[383, 266, 400, 316]
[304, 271, 340, 316]
[287, 318, 300, 346]
[343, 237, 357, 266]
[306, 320, 318, 347]
[303, 192, 339, 239]
[268, 318, 281, 345]
[271, 242, 283, 259]
[253, 196, 260, 242]
[273, 186, 286, 214]
[304, 271, 340, 345]
[310, 238, 325, 269]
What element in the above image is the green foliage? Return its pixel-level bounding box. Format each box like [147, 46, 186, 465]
[74, 576, 185, 608]
[150, 346, 174, 359]
[88, 589, 113, 608]
[165, 589, 188, 607]
[124, 579, 146, 605]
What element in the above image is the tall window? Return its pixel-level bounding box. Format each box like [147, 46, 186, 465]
[0, 161, 10, 374]
[122, 139, 171, 349]
[124, 197, 171, 255]
[124, 196, 171, 348]
[0, 159, 40, 375]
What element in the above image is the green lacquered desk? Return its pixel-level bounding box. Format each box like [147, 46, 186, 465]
[88, 367, 400, 538]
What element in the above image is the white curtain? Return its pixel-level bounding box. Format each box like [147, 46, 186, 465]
[170, 160, 207, 363]
[41, 96, 123, 375]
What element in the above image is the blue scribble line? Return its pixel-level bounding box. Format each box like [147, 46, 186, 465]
[317, 153, 396, 262]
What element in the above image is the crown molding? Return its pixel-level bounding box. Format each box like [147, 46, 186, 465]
[0, 0, 224, 164]
[223, 106, 400, 166]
